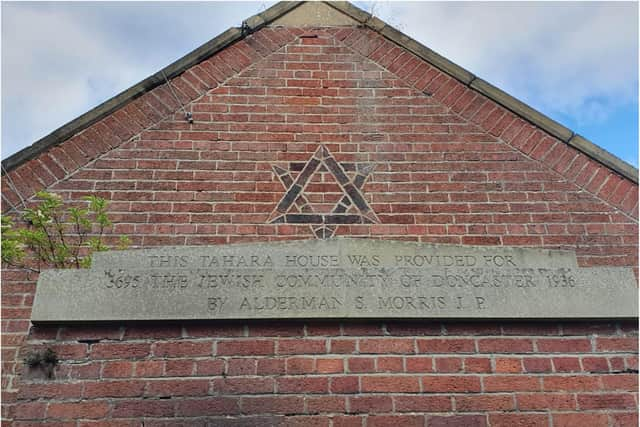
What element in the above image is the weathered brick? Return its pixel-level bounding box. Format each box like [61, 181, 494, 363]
[146, 379, 209, 397]
[517, 392, 576, 410]
[195, 359, 225, 376]
[47, 401, 110, 419]
[422, 375, 481, 393]
[456, 395, 514, 411]
[421, 415, 484, 427]
[153, 341, 213, 357]
[277, 376, 328, 393]
[315, 358, 344, 373]
[395, 395, 452, 412]
[112, 400, 174, 418]
[241, 396, 304, 415]
[596, 337, 638, 352]
[361, 376, 420, 393]
[477, 338, 533, 353]
[101, 361, 134, 378]
[553, 357, 582, 373]
[600, 373, 638, 391]
[174, 397, 240, 416]
[552, 413, 609, 427]
[84, 380, 145, 398]
[488, 413, 549, 427]
[348, 396, 393, 414]
[91, 343, 150, 359]
[217, 340, 275, 356]
[537, 338, 591, 353]
[359, 338, 414, 354]
[277, 339, 326, 355]
[543, 375, 600, 391]
[135, 360, 164, 377]
[464, 357, 492, 373]
[484, 375, 541, 392]
[213, 377, 274, 394]
[417, 338, 475, 353]
[367, 415, 424, 427]
[17, 383, 83, 400]
[13, 402, 47, 420]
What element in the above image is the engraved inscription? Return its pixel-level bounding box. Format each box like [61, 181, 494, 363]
[98, 262, 580, 315]
[239, 296, 343, 311]
[31, 239, 639, 321]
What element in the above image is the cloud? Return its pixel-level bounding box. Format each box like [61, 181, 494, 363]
[1, 2, 273, 158]
[2, 1, 637, 164]
[360, 1, 638, 125]
[2, 4, 138, 157]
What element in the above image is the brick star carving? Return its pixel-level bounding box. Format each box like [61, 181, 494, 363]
[268, 145, 379, 239]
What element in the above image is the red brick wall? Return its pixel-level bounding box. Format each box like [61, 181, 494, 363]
[4, 315, 639, 426]
[2, 26, 638, 425]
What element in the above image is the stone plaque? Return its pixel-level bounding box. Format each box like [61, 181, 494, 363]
[31, 238, 638, 322]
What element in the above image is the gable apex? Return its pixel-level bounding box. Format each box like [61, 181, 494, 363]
[270, 2, 359, 27]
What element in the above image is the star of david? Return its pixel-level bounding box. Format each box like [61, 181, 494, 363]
[268, 145, 379, 239]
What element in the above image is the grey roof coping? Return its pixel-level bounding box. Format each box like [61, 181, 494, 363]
[245, 1, 303, 31]
[324, 1, 479, 85]
[325, 1, 371, 24]
[3, 1, 637, 185]
[0, 2, 302, 173]
[470, 78, 574, 142]
[326, 1, 637, 184]
[568, 134, 638, 181]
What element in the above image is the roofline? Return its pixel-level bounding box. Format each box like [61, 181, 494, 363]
[324, 1, 638, 184]
[0, 1, 304, 173]
[3, 0, 637, 184]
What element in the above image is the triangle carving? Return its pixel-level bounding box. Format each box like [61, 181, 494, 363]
[268, 145, 378, 238]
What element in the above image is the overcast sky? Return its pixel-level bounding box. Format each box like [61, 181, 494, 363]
[2, 1, 638, 167]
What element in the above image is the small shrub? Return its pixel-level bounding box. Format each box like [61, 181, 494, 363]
[1, 191, 129, 271]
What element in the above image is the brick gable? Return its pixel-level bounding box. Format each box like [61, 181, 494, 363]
[1, 3, 637, 425]
[3, 25, 637, 221]
[17, 26, 636, 268]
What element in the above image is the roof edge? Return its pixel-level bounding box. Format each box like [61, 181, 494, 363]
[325, 1, 638, 184]
[1, 1, 304, 174]
[3, 0, 637, 185]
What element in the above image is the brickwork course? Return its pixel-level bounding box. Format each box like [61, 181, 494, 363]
[1, 2, 638, 426]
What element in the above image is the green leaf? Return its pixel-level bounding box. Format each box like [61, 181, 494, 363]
[117, 235, 131, 250]
[3, 192, 128, 271]
[84, 195, 108, 214]
[1, 215, 25, 265]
